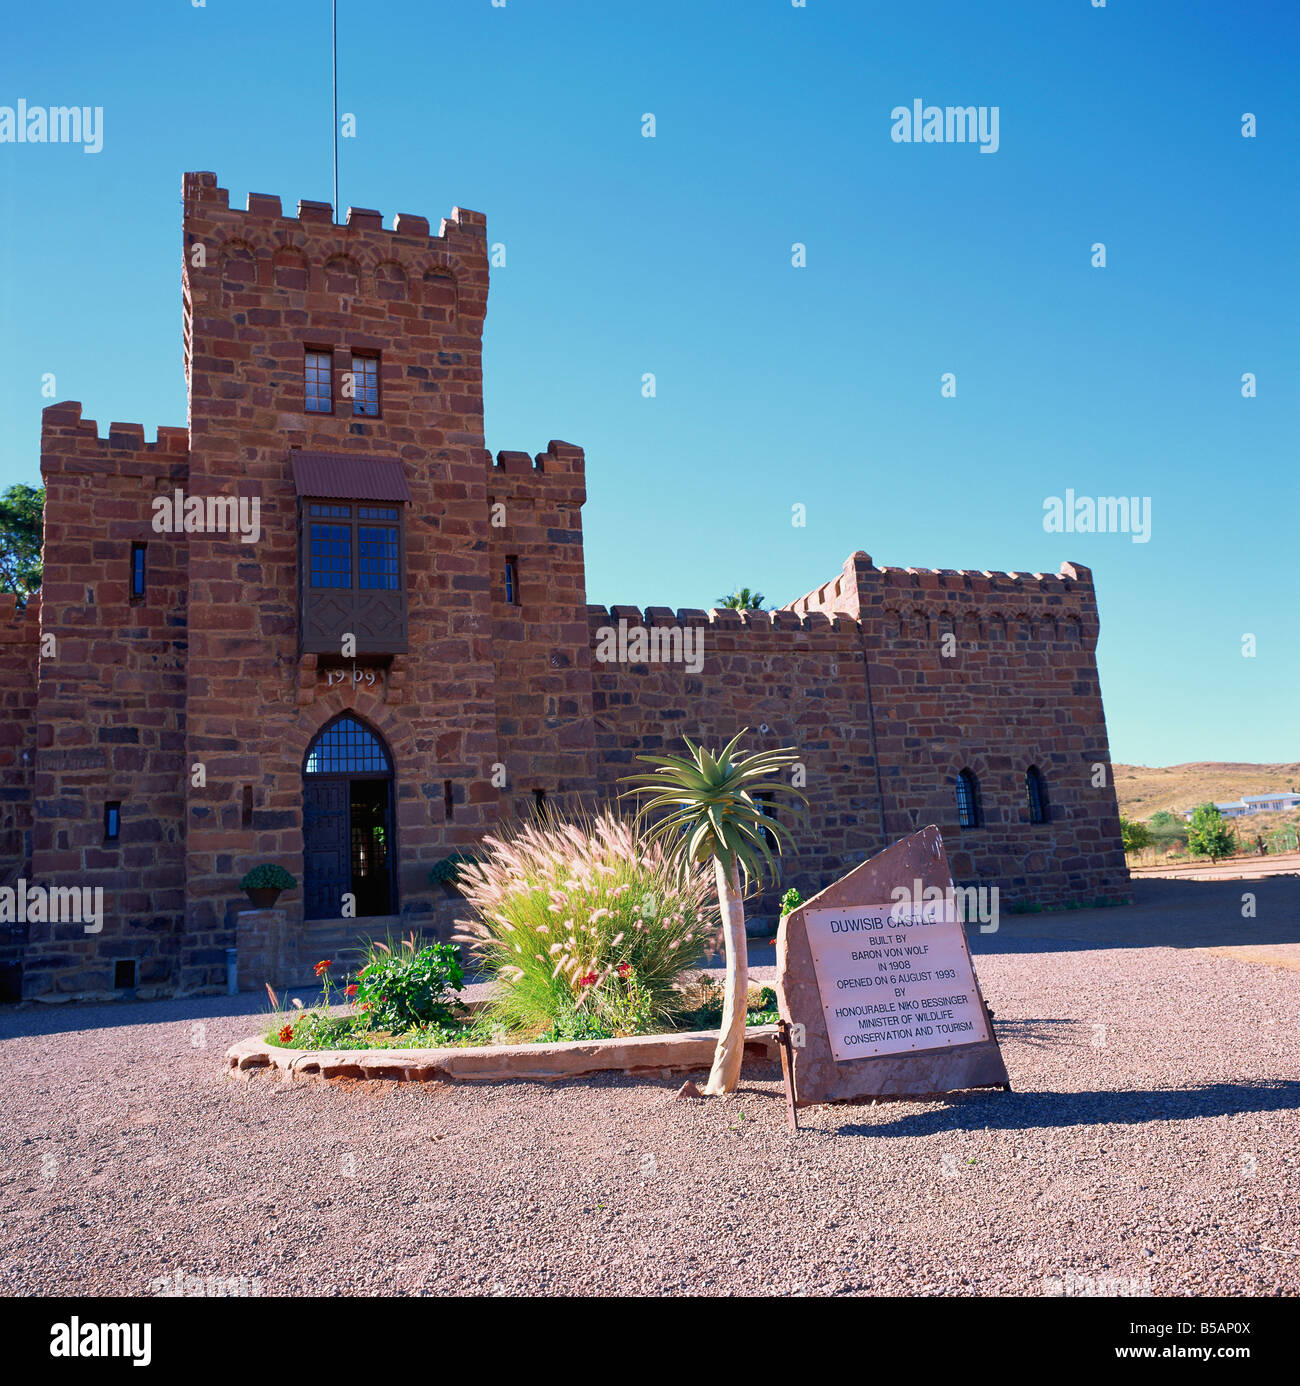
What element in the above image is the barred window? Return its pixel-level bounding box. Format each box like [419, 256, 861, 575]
[352, 352, 380, 416]
[1026, 766, 1050, 824]
[305, 716, 391, 775]
[305, 350, 333, 413]
[505, 556, 519, 605]
[956, 769, 982, 829]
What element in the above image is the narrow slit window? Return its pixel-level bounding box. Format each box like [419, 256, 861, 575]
[305, 349, 333, 413]
[505, 557, 519, 605]
[241, 784, 254, 829]
[104, 801, 121, 842]
[130, 543, 146, 600]
[1026, 766, 1050, 824]
[444, 779, 454, 821]
[532, 788, 547, 817]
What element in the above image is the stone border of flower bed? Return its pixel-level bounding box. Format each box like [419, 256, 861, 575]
[226, 1026, 783, 1084]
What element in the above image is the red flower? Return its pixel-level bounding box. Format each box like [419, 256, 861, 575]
[578, 973, 598, 988]
[278, 1024, 294, 1043]
[314, 959, 331, 976]
[344, 984, 358, 998]
[617, 963, 632, 977]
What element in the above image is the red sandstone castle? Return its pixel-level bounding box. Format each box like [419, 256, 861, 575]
[0, 172, 1129, 1001]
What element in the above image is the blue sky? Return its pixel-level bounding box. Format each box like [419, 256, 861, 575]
[1, 0, 1296, 766]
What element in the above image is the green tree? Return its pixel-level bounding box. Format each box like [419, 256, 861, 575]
[1120, 817, 1151, 853]
[1186, 803, 1235, 864]
[0, 484, 43, 600]
[623, 731, 806, 1095]
[715, 587, 766, 610]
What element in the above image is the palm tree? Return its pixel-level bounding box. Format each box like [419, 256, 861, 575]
[623, 731, 807, 1095]
[715, 587, 766, 610]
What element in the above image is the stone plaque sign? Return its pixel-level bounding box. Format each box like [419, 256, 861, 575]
[803, 897, 993, 1060]
[777, 826, 1009, 1107]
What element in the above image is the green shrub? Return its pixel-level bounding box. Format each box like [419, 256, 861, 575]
[452, 810, 719, 1038]
[780, 887, 803, 917]
[1120, 817, 1151, 853]
[352, 932, 465, 1032]
[1186, 803, 1236, 863]
[239, 863, 296, 891]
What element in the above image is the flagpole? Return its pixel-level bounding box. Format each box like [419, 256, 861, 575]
[332, 0, 339, 222]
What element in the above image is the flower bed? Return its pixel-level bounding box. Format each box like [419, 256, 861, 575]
[228, 1025, 783, 1085]
[265, 968, 780, 1054]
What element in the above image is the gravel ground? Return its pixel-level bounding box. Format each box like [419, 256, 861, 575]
[1, 884, 1298, 1297]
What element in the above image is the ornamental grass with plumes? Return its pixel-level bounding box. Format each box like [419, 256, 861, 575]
[452, 811, 720, 1038]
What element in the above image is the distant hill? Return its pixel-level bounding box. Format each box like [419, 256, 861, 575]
[1113, 762, 1300, 819]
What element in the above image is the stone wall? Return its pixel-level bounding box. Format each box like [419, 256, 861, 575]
[178, 173, 504, 989]
[0, 592, 39, 991]
[488, 442, 597, 819]
[589, 550, 1129, 914]
[23, 414, 190, 997]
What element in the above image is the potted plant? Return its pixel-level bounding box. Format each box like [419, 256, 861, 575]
[427, 851, 477, 898]
[239, 864, 296, 910]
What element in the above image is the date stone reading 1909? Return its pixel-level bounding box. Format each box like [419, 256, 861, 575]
[803, 899, 992, 1062]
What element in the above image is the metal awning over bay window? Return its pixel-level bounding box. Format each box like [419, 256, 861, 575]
[292, 452, 411, 657]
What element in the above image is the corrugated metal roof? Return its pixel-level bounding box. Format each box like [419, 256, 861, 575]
[290, 451, 412, 502]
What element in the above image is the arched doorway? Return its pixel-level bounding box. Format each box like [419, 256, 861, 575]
[302, 714, 396, 920]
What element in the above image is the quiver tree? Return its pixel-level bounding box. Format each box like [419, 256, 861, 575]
[623, 731, 807, 1095]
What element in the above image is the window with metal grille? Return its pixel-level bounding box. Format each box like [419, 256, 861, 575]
[304, 716, 391, 775]
[352, 352, 380, 416]
[956, 770, 982, 829]
[305, 350, 333, 413]
[1026, 765, 1049, 824]
[505, 557, 519, 605]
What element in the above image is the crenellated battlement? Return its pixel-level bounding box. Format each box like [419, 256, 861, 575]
[485, 442, 586, 505]
[40, 402, 190, 479]
[181, 171, 488, 321]
[0, 590, 40, 639]
[783, 551, 1098, 642]
[587, 604, 859, 638]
